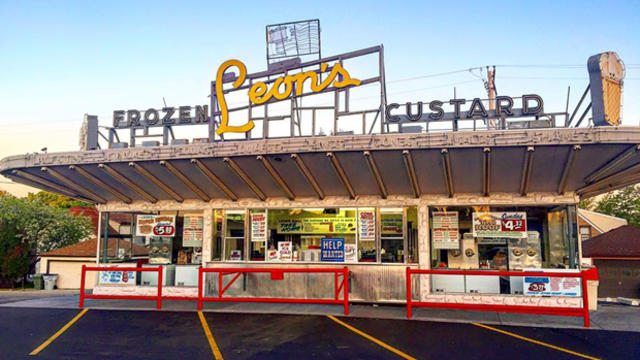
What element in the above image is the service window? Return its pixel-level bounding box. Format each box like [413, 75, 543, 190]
[380, 208, 404, 263]
[224, 210, 246, 261]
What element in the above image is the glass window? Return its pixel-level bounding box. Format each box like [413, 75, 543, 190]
[580, 226, 591, 240]
[380, 208, 404, 263]
[429, 206, 579, 294]
[99, 210, 205, 287]
[406, 207, 418, 264]
[249, 209, 267, 261]
[211, 210, 223, 261]
[261, 207, 358, 263]
[224, 210, 246, 261]
[357, 208, 376, 262]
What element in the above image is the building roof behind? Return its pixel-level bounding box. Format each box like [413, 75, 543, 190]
[40, 238, 149, 258]
[582, 225, 640, 258]
[578, 208, 627, 233]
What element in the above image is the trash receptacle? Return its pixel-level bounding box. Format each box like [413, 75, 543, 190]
[43, 274, 59, 290]
[32, 274, 44, 290]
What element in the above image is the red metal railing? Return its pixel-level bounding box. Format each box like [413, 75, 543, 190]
[198, 267, 350, 315]
[79, 265, 163, 309]
[406, 267, 599, 327]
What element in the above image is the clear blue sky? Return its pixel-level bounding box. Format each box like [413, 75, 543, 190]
[1, 0, 639, 195]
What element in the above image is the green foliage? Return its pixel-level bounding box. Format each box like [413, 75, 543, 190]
[0, 196, 93, 287]
[578, 197, 596, 210]
[589, 185, 640, 226]
[26, 191, 93, 210]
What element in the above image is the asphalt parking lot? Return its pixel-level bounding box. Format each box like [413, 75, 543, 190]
[1, 307, 638, 360]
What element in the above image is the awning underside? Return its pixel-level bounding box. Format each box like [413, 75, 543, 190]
[4, 142, 640, 203]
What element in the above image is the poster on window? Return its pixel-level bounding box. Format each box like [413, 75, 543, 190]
[136, 215, 176, 237]
[321, 238, 345, 262]
[472, 212, 527, 238]
[229, 250, 242, 261]
[251, 212, 267, 242]
[183, 215, 204, 247]
[358, 210, 376, 241]
[381, 215, 403, 235]
[432, 211, 459, 249]
[278, 218, 356, 234]
[523, 276, 581, 297]
[277, 241, 293, 261]
[344, 243, 357, 262]
[98, 269, 136, 286]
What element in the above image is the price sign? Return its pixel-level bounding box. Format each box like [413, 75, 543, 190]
[472, 212, 527, 238]
[153, 224, 175, 236]
[502, 218, 526, 232]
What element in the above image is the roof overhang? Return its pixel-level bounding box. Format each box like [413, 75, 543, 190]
[3, 127, 640, 203]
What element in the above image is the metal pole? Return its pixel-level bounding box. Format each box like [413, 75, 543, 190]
[79, 265, 86, 308]
[343, 267, 349, 316]
[406, 267, 412, 318]
[198, 266, 203, 311]
[157, 266, 163, 310]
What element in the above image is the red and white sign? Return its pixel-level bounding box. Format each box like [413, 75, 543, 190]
[432, 211, 459, 249]
[472, 212, 527, 239]
[251, 212, 267, 242]
[277, 241, 293, 261]
[136, 215, 176, 237]
[358, 209, 376, 241]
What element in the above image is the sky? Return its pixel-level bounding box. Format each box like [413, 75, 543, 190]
[1, 0, 639, 196]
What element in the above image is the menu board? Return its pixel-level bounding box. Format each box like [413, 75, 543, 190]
[136, 215, 176, 237]
[277, 241, 293, 261]
[472, 212, 527, 239]
[381, 215, 403, 235]
[278, 218, 356, 234]
[251, 212, 267, 242]
[358, 209, 376, 241]
[183, 215, 204, 247]
[432, 211, 459, 249]
[98, 269, 136, 286]
[524, 276, 581, 297]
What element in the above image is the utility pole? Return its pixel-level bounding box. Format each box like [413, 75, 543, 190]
[487, 66, 497, 129]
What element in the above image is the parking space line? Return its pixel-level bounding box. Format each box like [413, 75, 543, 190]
[198, 311, 224, 360]
[472, 323, 600, 360]
[29, 308, 89, 356]
[327, 315, 418, 360]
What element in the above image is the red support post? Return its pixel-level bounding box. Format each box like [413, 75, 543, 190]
[334, 272, 339, 300]
[406, 267, 412, 319]
[79, 264, 86, 308]
[198, 266, 203, 311]
[581, 273, 590, 328]
[218, 272, 223, 298]
[343, 267, 349, 315]
[157, 266, 163, 310]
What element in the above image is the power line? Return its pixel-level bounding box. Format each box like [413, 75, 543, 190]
[387, 67, 483, 83]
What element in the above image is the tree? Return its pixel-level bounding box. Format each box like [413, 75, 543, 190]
[0, 196, 93, 287]
[26, 191, 93, 209]
[578, 197, 596, 210]
[593, 185, 640, 226]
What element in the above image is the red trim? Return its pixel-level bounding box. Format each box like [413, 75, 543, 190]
[80, 265, 350, 315]
[406, 268, 598, 327]
[79, 265, 164, 309]
[200, 267, 349, 315]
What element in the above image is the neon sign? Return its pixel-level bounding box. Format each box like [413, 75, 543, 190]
[214, 60, 361, 135]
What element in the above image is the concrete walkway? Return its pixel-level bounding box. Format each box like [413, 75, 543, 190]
[1, 290, 638, 332]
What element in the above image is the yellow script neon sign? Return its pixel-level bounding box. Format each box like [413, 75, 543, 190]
[215, 60, 361, 135]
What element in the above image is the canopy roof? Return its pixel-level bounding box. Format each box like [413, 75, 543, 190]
[582, 225, 640, 258]
[3, 127, 640, 204]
